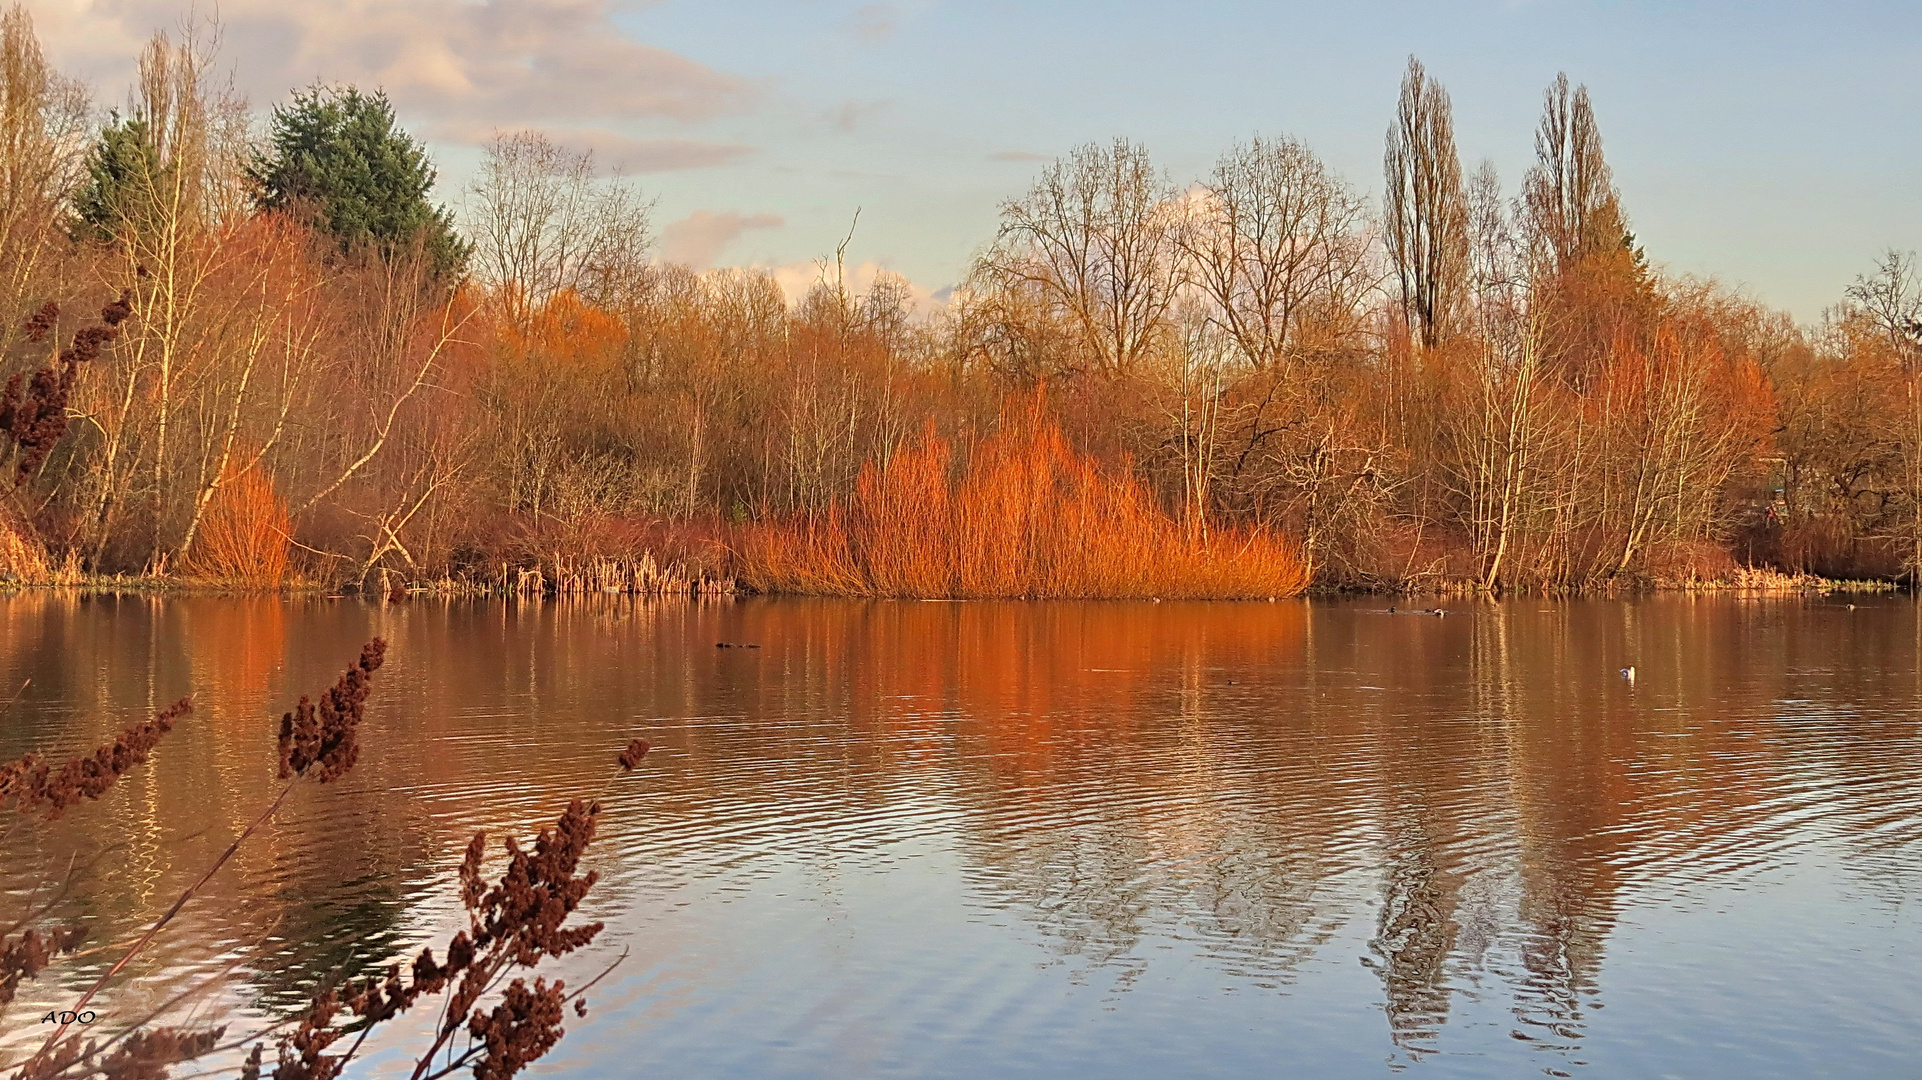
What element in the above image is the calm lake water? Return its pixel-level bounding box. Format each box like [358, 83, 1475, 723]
[2, 593, 1919, 1078]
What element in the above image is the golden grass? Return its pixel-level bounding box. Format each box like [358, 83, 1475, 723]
[0, 517, 50, 582]
[0, 518, 82, 585]
[739, 420, 1309, 599]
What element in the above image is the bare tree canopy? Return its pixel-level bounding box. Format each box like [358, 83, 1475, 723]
[977, 138, 1179, 376]
[1180, 135, 1375, 370]
[467, 130, 656, 316]
[1521, 72, 1626, 273]
[1846, 249, 1922, 365]
[0, 4, 89, 339]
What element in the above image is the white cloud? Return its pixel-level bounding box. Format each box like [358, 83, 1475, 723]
[660, 210, 785, 268]
[29, 1, 753, 132]
[763, 258, 949, 320]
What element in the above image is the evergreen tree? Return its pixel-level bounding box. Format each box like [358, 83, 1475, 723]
[71, 113, 163, 242]
[249, 86, 467, 276]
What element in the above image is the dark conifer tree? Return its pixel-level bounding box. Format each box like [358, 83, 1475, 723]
[70, 114, 162, 241]
[249, 86, 467, 277]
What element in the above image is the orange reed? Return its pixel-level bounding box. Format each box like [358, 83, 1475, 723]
[740, 420, 1309, 599]
[183, 466, 292, 588]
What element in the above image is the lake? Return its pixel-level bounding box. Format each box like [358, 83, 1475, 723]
[2, 593, 1918, 1078]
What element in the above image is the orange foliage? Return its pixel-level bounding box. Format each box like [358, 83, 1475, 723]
[496, 288, 628, 364]
[183, 467, 292, 588]
[740, 416, 1310, 599]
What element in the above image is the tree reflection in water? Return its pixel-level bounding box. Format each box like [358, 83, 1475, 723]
[3, 593, 1919, 1076]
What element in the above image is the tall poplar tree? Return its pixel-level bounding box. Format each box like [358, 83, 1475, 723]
[1383, 57, 1470, 351]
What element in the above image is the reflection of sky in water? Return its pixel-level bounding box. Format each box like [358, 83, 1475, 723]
[1, 594, 1919, 1078]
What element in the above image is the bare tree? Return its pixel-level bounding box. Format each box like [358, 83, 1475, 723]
[466, 130, 655, 319]
[1383, 57, 1470, 350]
[1451, 160, 1545, 589]
[977, 138, 1180, 376]
[0, 5, 89, 335]
[1180, 134, 1374, 371]
[1467, 160, 1521, 328]
[1846, 250, 1922, 367]
[70, 28, 250, 567]
[1846, 251, 1922, 573]
[1520, 74, 1624, 274]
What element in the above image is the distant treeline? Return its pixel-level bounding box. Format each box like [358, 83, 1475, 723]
[0, 8, 1917, 595]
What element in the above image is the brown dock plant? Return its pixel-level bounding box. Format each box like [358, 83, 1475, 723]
[0, 699, 192, 820]
[0, 292, 134, 485]
[277, 639, 387, 782]
[4, 638, 652, 1080]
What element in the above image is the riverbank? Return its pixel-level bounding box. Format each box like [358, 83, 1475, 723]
[0, 561, 1898, 600]
[3, 501, 1899, 600]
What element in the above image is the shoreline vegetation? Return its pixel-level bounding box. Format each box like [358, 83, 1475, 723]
[0, 557, 1895, 600]
[4, 12, 1922, 601]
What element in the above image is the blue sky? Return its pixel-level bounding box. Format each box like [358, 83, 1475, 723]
[35, 1, 1922, 319]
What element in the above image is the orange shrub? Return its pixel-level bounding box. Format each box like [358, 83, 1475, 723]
[183, 467, 292, 588]
[740, 420, 1309, 599]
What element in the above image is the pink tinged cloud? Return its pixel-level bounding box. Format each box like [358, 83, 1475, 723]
[660, 210, 786, 269]
[34, 0, 754, 128]
[429, 125, 755, 172]
[824, 100, 887, 134]
[564, 133, 756, 173]
[849, 4, 898, 44]
[764, 260, 949, 320]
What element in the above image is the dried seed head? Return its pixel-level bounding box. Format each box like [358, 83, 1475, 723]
[277, 639, 387, 782]
[468, 977, 568, 1080]
[466, 799, 604, 966]
[101, 291, 134, 327]
[618, 738, 650, 772]
[0, 925, 87, 1009]
[2, 699, 191, 820]
[95, 1025, 225, 1080]
[22, 302, 57, 343]
[274, 990, 346, 1080]
[460, 832, 488, 911]
[0, 293, 133, 484]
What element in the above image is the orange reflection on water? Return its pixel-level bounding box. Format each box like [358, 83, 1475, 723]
[4, 594, 1921, 1075]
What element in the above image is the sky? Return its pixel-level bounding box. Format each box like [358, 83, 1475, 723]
[23, 0, 1922, 321]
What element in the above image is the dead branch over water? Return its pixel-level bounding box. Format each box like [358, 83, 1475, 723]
[0, 16, 1916, 595]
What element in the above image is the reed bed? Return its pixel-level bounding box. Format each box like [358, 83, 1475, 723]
[536, 552, 735, 597]
[382, 554, 734, 599]
[0, 521, 79, 588]
[181, 467, 292, 589]
[739, 421, 1310, 600]
[1664, 564, 1897, 594]
[0, 519, 51, 584]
